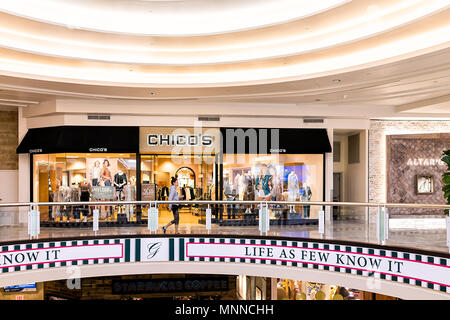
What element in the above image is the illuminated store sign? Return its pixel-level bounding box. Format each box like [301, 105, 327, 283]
[147, 134, 213, 147]
[406, 158, 445, 166]
[139, 127, 220, 153]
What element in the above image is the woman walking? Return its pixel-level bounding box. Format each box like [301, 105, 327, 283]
[162, 177, 184, 234]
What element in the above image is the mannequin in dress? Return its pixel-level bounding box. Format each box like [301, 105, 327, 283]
[90, 160, 101, 186]
[114, 170, 127, 200]
[114, 170, 127, 215]
[287, 171, 299, 213]
[238, 174, 245, 201]
[79, 178, 92, 220]
[302, 186, 312, 218]
[233, 173, 241, 194]
[224, 177, 237, 219]
[256, 164, 271, 199]
[124, 181, 135, 221]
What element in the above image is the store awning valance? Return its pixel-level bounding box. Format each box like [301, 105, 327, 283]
[220, 128, 332, 154]
[16, 126, 139, 154]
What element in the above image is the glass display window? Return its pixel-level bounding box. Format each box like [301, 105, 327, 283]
[33, 153, 137, 221]
[223, 153, 324, 218]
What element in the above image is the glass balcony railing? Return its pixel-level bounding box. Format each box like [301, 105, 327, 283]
[0, 200, 448, 254]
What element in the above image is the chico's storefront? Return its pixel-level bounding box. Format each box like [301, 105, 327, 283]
[16, 126, 331, 223]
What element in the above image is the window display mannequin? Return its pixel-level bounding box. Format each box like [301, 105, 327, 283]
[61, 184, 71, 221]
[302, 186, 312, 218]
[243, 172, 255, 218]
[256, 164, 271, 198]
[287, 171, 299, 213]
[114, 170, 127, 201]
[101, 159, 112, 186]
[70, 183, 81, 222]
[79, 178, 92, 219]
[255, 185, 266, 200]
[233, 173, 241, 194]
[243, 172, 255, 201]
[269, 166, 282, 201]
[238, 174, 245, 201]
[90, 160, 102, 186]
[53, 181, 65, 220]
[181, 184, 187, 200]
[160, 184, 169, 201]
[224, 178, 238, 219]
[124, 182, 136, 221]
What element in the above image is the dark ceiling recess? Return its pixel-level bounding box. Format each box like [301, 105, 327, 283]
[198, 116, 220, 121]
[303, 118, 324, 123]
[87, 114, 111, 120]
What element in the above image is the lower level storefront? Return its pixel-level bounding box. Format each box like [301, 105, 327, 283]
[275, 278, 400, 300]
[0, 275, 400, 300]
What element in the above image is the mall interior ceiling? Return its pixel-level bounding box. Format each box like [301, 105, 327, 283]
[0, 0, 448, 121]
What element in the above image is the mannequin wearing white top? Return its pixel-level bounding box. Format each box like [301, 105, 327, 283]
[124, 182, 135, 221]
[90, 162, 102, 186]
[238, 174, 245, 201]
[287, 171, 299, 213]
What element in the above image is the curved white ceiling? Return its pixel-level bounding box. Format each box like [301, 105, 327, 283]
[0, 0, 447, 87]
[0, 0, 447, 65]
[0, 0, 350, 36]
[0, 0, 449, 117]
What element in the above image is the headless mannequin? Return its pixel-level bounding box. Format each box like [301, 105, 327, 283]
[302, 186, 312, 218]
[125, 182, 135, 221]
[114, 170, 127, 214]
[288, 171, 299, 213]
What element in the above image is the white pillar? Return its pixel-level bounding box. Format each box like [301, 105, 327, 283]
[270, 277, 278, 300]
[18, 107, 30, 225]
[325, 128, 334, 224]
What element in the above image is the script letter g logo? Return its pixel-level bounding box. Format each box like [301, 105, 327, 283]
[147, 242, 162, 259]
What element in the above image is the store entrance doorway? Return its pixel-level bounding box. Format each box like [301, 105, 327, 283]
[140, 154, 216, 226]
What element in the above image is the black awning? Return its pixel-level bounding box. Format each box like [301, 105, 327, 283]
[16, 126, 139, 154]
[220, 128, 332, 154]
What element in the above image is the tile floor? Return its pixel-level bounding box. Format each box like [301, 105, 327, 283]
[0, 219, 448, 254]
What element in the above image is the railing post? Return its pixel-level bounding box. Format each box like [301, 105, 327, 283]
[377, 205, 388, 245]
[147, 202, 159, 234]
[318, 206, 325, 238]
[376, 205, 382, 245]
[446, 215, 450, 253]
[206, 204, 212, 234]
[93, 205, 99, 235]
[27, 203, 40, 240]
[27, 204, 32, 240]
[259, 202, 269, 236]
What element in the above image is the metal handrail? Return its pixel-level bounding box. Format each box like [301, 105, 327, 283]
[0, 200, 449, 210]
